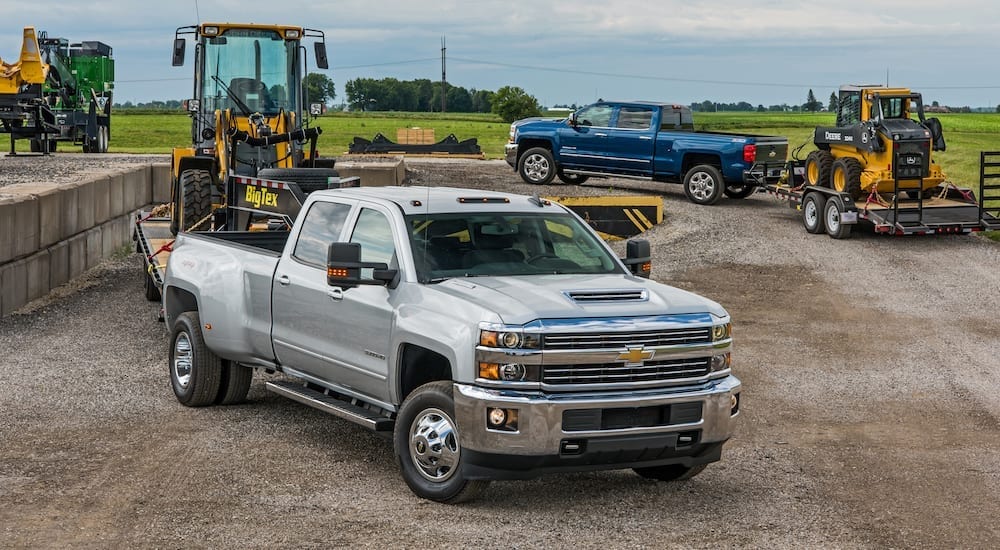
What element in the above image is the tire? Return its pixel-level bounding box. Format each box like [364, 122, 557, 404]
[177, 169, 213, 233]
[824, 196, 853, 239]
[682, 164, 725, 205]
[394, 381, 489, 503]
[805, 150, 834, 188]
[557, 169, 589, 185]
[802, 192, 826, 234]
[97, 125, 109, 153]
[144, 270, 161, 302]
[517, 147, 556, 185]
[215, 360, 253, 405]
[633, 463, 707, 481]
[831, 158, 863, 200]
[724, 183, 757, 199]
[29, 139, 41, 153]
[257, 167, 341, 193]
[170, 311, 223, 407]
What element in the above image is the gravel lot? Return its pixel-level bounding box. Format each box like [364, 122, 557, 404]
[2, 156, 999, 548]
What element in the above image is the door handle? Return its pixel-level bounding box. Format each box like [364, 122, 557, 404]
[595, 132, 608, 137]
[276, 275, 290, 287]
[640, 136, 653, 140]
[327, 288, 343, 301]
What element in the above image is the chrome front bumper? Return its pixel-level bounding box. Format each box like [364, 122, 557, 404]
[453, 375, 740, 457]
[504, 143, 518, 168]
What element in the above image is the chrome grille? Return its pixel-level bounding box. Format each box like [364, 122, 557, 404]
[543, 358, 711, 386]
[542, 328, 711, 350]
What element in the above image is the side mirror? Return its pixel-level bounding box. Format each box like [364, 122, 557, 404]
[172, 38, 186, 66]
[310, 103, 323, 116]
[327, 242, 397, 289]
[568, 112, 579, 127]
[622, 239, 651, 278]
[314, 42, 329, 70]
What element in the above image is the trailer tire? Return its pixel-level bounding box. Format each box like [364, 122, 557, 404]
[724, 183, 757, 199]
[215, 361, 253, 405]
[683, 164, 725, 205]
[178, 169, 213, 233]
[170, 311, 223, 407]
[802, 192, 827, 234]
[518, 147, 557, 185]
[805, 150, 834, 188]
[633, 463, 707, 481]
[395, 381, 488, 503]
[824, 196, 853, 239]
[144, 270, 161, 302]
[257, 167, 342, 193]
[832, 158, 863, 200]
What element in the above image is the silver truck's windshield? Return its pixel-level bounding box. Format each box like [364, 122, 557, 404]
[406, 212, 623, 282]
[201, 29, 298, 116]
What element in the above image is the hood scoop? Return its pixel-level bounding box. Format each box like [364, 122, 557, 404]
[564, 289, 649, 303]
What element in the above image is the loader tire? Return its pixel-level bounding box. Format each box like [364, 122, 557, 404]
[257, 167, 342, 193]
[832, 158, 863, 200]
[177, 169, 213, 233]
[805, 150, 834, 188]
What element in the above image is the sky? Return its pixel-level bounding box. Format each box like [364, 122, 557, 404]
[6, 0, 1000, 109]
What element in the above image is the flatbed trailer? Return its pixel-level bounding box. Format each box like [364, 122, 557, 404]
[760, 151, 1000, 239]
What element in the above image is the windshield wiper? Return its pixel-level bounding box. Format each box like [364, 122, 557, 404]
[212, 75, 253, 117]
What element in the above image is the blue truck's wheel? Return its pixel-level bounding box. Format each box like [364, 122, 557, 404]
[557, 169, 589, 185]
[517, 147, 557, 185]
[169, 311, 223, 407]
[683, 164, 725, 205]
[394, 381, 489, 503]
[723, 183, 757, 199]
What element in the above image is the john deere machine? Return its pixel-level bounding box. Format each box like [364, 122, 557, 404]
[0, 27, 113, 154]
[763, 85, 999, 238]
[166, 22, 340, 235]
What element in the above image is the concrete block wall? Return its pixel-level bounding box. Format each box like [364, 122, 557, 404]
[336, 156, 407, 187]
[0, 163, 171, 317]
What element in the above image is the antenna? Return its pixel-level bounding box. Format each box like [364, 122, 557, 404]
[194, 0, 201, 22]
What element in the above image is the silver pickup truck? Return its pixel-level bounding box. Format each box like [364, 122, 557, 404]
[163, 185, 741, 503]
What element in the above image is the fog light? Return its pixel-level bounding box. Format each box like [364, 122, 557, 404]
[499, 363, 525, 381]
[488, 407, 507, 427]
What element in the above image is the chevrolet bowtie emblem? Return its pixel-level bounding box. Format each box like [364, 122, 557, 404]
[617, 346, 654, 365]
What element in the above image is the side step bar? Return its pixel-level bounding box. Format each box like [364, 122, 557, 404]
[266, 380, 395, 432]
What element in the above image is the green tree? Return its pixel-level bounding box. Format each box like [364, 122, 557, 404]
[803, 89, 822, 112]
[303, 73, 336, 107]
[828, 92, 838, 112]
[491, 86, 541, 123]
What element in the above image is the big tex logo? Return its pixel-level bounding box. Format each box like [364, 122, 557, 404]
[245, 185, 279, 209]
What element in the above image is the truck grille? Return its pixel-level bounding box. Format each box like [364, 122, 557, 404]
[543, 358, 711, 386]
[542, 328, 711, 350]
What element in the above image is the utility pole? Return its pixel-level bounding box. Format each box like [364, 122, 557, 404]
[441, 36, 447, 113]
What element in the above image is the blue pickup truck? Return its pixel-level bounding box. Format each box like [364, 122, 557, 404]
[505, 101, 788, 205]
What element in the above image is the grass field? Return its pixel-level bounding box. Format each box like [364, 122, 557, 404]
[9, 109, 1000, 193]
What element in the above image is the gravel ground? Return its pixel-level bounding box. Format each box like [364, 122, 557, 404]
[1, 157, 999, 548]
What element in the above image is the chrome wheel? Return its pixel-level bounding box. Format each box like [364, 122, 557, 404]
[172, 332, 193, 390]
[688, 171, 716, 202]
[804, 199, 819, 229]
[826, 201, 841, 233]
[409, 407, 460, 482]
[522, 153, 551, 183]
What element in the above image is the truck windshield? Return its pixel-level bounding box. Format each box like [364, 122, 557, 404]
[201, 29, 299, 116]
[406, 212, 623, 282]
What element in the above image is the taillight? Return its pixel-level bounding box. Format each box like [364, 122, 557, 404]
[743, 144, 756, 163]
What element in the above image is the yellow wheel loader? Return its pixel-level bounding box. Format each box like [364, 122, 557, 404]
[804, 85, 946, 200]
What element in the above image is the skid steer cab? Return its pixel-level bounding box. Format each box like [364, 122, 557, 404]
[168, 22, 339, 234]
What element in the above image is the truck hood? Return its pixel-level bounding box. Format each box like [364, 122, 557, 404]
[429, 274, 726, 325]
[513, 117, 568, 134]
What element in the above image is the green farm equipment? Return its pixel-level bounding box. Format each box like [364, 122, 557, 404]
[0, 27, 114, 154]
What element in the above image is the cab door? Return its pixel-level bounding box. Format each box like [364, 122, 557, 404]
[556, 103, 615, 171]
[603, 105, 655, 175]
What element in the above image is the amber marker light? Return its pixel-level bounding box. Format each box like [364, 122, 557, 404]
[328, 267, 349, 278]
[479, 362, 500, 380]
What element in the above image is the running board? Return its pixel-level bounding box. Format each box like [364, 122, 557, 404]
[265, 380, 395, 432]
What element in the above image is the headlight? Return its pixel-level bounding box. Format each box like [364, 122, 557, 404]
[711, 353, 732, 372]
[479, 329, 539, 349]
[712, 323, 732, 342]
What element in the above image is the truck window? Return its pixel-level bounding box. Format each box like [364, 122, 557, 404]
[350, 208, 397, 271]
[293, 201, 352, 267]
[616, 106, 654, 130]
[575, 104, 613, 127]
